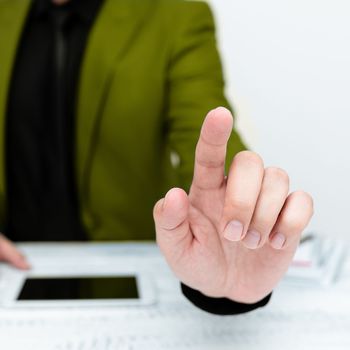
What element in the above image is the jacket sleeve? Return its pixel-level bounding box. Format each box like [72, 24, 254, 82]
[181, 283, 272, 315]
[166, 1, 271, 315]
[166, 0, 246, 192]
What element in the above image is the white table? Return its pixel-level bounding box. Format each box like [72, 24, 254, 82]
[0, 242, 349, 350]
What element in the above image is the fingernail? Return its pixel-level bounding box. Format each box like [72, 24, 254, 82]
[224, 220, 243, 241]
[270, 233, 286, 250]
[243, 230, 261, 249]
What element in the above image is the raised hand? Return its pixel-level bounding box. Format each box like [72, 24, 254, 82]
[154, 107, 313, 303]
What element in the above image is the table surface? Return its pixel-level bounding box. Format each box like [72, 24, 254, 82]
[0, 242, 349, 350]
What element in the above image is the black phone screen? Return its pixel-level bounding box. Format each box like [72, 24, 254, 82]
[17, 276, 139, 300]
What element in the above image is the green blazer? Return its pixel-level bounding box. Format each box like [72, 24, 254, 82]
[0, 0, 246, 241]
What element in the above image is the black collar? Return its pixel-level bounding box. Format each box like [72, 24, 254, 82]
[31, 0, 103, 23]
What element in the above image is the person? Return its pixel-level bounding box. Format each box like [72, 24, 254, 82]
[0, 0, 313, 315]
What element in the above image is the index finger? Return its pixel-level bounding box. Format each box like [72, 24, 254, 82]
[191, 107, 233, 191]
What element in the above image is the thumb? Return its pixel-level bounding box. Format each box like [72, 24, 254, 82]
[0, 234, 30, 270]
[153, 188, 192, 256]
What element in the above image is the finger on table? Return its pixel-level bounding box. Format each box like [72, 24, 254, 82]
[0, 234, 30, 269]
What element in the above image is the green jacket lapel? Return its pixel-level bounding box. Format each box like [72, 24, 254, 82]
[0, 0, 31, 221]
[76, 0, 149, 201]
[0, 0, 151, 219]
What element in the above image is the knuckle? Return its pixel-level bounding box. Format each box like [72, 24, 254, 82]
[233, 151, 264, 168]
[264, 167, 290, 186]
[195, 143, 225, 168]
[281, 214, 305, 233]
[296, 190, 314, 205]
[279, 191, 314, 233]
[196, 155, 224, 169]
[291, 190, 314, 214]
[251, 215, 273, 232]
[228, 197, 253, 212]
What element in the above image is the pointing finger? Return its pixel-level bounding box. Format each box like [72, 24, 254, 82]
[191, 107, 233, 193]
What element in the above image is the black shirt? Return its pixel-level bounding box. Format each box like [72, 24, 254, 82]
[6, 0, 103, 241]
[4, 0, 270, 314]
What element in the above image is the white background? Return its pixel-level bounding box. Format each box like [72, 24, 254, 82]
[207, 0, 350, 240]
